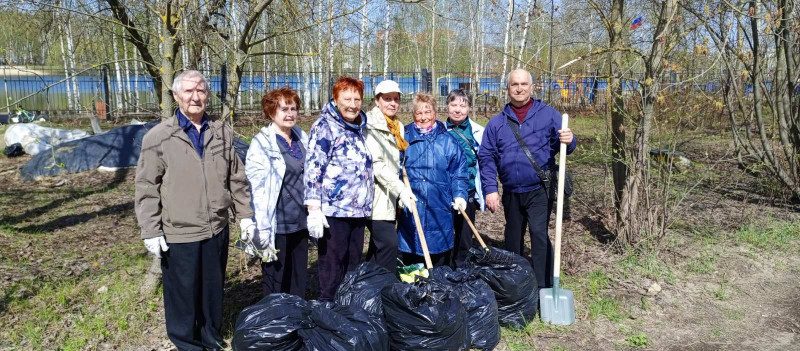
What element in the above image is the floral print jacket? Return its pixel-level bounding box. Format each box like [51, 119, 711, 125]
[303, 100, 374, 217]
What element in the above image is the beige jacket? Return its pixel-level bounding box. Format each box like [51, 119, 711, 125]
[135, 114, 253, 243]
[364, 106, 405, 221]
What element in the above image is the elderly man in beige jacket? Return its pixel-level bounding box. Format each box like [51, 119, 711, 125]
[135, 70, 254, 351]
[364, 80, 416, 274]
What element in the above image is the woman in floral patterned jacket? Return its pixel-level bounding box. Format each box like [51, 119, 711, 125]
[303, 76, 374, 300]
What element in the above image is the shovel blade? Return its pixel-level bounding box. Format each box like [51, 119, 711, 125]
[539, 287, 575, 325]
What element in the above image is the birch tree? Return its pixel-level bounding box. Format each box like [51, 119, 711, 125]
[518, 0, 535, 64]
[358, 0, 369, 79]
[500, 0, 514, 88]
[59, 34, 75, 111]
[112, 29, 125, 111]
[383, 1, 391, 78]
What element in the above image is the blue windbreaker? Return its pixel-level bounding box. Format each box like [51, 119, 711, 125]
[478, 100, 577, 196]
[397, 121, 468, 255]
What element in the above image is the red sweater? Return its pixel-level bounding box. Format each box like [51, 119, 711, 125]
[510, 98, 534, 123]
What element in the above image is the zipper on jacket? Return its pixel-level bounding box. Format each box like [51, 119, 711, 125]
[200, 157, 213, 232]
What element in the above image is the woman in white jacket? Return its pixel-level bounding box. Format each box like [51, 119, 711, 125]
[246, 87, 309, 297]
[364, 80, 417, 274]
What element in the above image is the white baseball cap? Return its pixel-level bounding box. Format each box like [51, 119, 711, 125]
[374, 80, 402, 97]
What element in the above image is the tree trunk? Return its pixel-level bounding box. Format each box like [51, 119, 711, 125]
[133, 49, 140, 111]
[64, 17, 81, 110]
[112, 30, 125, 112]
[160, 9, 178, 121]
[617, 0, 678, 245]
[302, 39, 312, 116]
[429, 0, 437, 99]
[327, 1, 335, 101]
[609, 0, 627, 238]
[249, 59, 254, 108]
[383, 1, 391, 79]
[60, 34, 74, 111]
[518, 0, 535, 64]
[123, 35, 132, 110]
[358, 0, 368, 79]
[500, 0, 514, 88]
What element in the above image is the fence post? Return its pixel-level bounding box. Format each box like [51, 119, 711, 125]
[220, 64, 229, 120]
[2, 71, 9, 115]
[102, 65, 111, 120]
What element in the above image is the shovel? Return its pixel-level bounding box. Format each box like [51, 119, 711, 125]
[539, 113, 575, 325]
[457, 205, 489, 251]
[402, 166, 434, 270]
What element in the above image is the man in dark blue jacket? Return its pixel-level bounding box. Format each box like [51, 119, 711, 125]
[478, 68, 576, 290]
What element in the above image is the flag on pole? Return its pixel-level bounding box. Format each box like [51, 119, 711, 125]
[630, 16, 643, 30]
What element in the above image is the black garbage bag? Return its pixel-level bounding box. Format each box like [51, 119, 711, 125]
[232, 293, 311, 351]
[466, 246, 539, 329]
[3, 143, 24, 157]
[335, 262, 398, 316]
[381, 280, 470, 350]
[299, 301, 389, 351]
[429, 266, 500, 350]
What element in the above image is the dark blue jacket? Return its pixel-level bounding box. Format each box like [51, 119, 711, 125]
[478, 100, 577, 195]
[397, 121, 468, 255]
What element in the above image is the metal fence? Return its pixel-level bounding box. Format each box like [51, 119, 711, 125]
[1, 65, 728, 117]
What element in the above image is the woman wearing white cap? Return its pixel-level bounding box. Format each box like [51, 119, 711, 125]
[364, 80, 417, 274]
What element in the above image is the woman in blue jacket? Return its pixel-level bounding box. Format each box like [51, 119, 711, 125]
[397, 93, 468, 267]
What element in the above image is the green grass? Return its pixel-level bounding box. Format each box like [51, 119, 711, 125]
[500, 318, 570, 350]
[620, 251, 675, 284]
[687, 249, 718, 274]
[713, 280, 730, 301]
[589, 296, 626, 322]
[572, 269, 630, 323]
[625, 332, 649, 348]
[735, 219, 800, 251]
[2, 245, 156, 349]
[725, 308, 744, 321]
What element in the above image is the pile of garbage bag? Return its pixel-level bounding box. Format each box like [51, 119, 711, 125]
[335, 262, 398, 316]
[381, 279, 471, 350]
[234, 247, 545, 350]
[467, 246, 539, 329]
[232, 294, 388, 351]
[429, 266, 501, 350]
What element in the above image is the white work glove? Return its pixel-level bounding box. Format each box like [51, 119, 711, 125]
[143, 236, 169, 258]
[255, 229, 278, 262]
[239, 218, 256, 243]
[452, 197, 467, 211]
[307, 209, 329, 239]
[398, 187, 418, 210]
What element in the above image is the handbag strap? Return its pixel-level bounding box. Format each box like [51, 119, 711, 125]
[505, 118, 550, 185]
[450, 126, 478, 156]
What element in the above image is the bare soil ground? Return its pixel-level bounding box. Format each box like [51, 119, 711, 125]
[0, 116, 797, 351]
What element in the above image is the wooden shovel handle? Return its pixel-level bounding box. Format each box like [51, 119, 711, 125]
[457, 206, 488, 250]
[402, 167, 433, 269]
[553, 114, 569, 278]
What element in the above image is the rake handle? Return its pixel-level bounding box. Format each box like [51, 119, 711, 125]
[553, 114, 569, 280]
[402, 167, 433, 269]
[457, 206, 488, 250]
